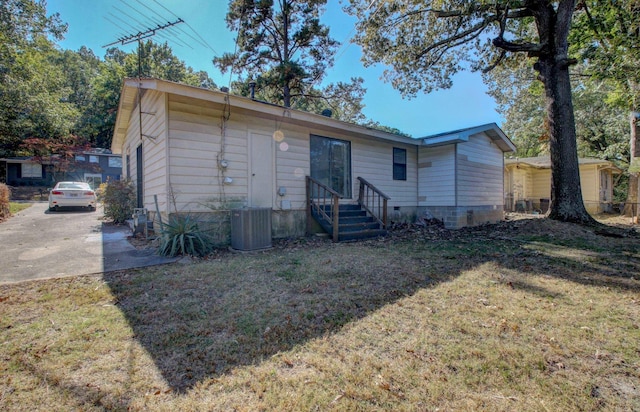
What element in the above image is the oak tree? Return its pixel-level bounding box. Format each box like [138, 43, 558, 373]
[348, 0, 593, 223]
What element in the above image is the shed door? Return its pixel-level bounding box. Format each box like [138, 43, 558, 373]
[136, 144, 143, 208]
[249, 132, 274, 207]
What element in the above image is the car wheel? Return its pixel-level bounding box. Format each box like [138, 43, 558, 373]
[49, 206, 55, 212]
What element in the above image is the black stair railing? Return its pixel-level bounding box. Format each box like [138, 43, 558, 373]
[306, 176, 342, 242]
[357, 177, 390, 229]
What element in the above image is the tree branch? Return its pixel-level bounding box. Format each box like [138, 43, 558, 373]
[415, 17, 495, 60]
[492, 36, 545, 55]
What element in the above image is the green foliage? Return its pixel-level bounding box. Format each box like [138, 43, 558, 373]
[215, 0, 338, 107]
[98, 180, 136, 224]
[0, 11, 216, 157]
[0, 0, 77, 157]
[158, 214, 212, 257]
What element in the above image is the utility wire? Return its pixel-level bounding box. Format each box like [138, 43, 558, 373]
[150, 0, 218, 54]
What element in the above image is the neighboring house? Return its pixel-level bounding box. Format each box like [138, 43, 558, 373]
[504, 156, 622, 214]
[111, 78, 515, 241]
[0, 157, 54, 187]
[1, 149, 122, 189]
[73, 149, 123, 188]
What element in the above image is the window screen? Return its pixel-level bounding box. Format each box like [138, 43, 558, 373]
[393, 147, 407, 181]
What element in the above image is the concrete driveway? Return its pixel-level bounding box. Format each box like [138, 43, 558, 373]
[0, 202, 176, 284]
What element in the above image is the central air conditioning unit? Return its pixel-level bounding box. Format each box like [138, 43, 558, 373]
[230, 207, 272, 251]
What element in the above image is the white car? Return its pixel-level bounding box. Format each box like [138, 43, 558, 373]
[48, 181, 97, 211]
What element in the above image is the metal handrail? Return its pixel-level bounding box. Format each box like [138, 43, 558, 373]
[357, 176, 389, 228]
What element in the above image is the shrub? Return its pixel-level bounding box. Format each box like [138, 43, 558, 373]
[0, 183, 10, 219]
[98, 179, 136, 224]
[158, 214, 212, 257]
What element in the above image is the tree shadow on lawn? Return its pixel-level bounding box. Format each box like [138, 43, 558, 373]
[102, 230, 640, 393]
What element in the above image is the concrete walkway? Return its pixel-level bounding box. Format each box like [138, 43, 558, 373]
[0, 202, 176, 284]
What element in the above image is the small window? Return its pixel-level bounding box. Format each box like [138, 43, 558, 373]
[89, 155, 99, 163]
[393, 147, 407, 181]
[75, 155, 86, 162]
[108, 157, 122, 168]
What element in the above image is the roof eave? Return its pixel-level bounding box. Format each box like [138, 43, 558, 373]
[421, 123, 516, 152]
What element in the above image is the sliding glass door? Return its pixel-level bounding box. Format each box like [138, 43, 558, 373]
[310, 135, 352, 198]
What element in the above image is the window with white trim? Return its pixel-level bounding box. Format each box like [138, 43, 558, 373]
[22, 163, 42, 178]
[393, 147, 407, 181]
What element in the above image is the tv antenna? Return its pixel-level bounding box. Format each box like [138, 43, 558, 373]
[104, 18, 184, 143]
[104, 18, 184, 78]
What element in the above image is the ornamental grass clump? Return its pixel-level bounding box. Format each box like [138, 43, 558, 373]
[0, 183, 10, 219]
[158, 214, 212, 257]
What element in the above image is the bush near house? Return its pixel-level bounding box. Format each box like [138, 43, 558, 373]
[97, 179, 136, 224]
[0, 183, 10, 220]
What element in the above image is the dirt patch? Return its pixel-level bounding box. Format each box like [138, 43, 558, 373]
[127, 213, 639, 257]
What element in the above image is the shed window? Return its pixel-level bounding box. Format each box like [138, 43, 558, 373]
[393, 148, 407, 181]
[89, 155, 99, 163]
[75, 155, 86, 162]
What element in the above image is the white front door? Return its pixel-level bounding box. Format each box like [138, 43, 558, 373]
[249, 131, 274, 207]
[84, 173, 102, 190]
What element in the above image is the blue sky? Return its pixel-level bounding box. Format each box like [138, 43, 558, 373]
[47, 0, 503, 138]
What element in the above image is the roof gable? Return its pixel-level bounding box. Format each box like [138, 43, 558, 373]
[421, 123, 516, 153]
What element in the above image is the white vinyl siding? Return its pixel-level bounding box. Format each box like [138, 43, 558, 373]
[167, 94, 241, 212]
[275, 127, 309, 210]
[418, 145, 455, 206]
[142, 90, 168, 211]
[350, 138, 417, 207]
[457, 133, 505, 206]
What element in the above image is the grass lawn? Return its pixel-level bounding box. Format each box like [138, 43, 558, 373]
[9, 202, 31, 215]
[0, 217, 639, 411]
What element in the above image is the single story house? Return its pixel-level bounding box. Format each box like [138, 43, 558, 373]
[504, 156, 622, 214]
[1, 149, 122, 189]
[111, 78, 515, 242]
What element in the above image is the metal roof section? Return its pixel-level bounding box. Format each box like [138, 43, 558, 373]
[505, 156, 622, 173]
[420, 123, 516, 152]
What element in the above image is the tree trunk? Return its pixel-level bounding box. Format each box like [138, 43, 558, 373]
[283, 82, 291, 107]
[534, 0, 594, 224]
[624, 111, 639, 217]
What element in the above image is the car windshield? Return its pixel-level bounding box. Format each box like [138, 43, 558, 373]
[57, 182, 91, 190]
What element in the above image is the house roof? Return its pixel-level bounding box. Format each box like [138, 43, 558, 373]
[505, 156, 622, 173]
[0, 156, 54, 164]
[112, 78, 420, 154]
[421, 123, 516, 153]
[111, 78, 516, 154]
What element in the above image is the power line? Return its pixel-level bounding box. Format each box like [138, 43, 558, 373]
[149, 0, 218, 54]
